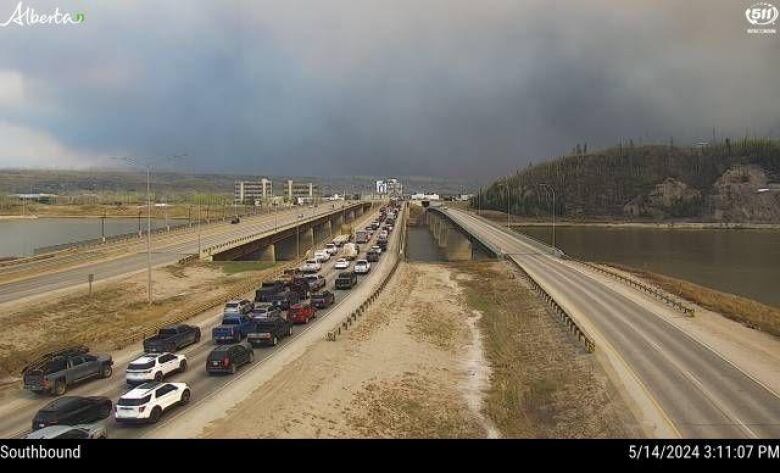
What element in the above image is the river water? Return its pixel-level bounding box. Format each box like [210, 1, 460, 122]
[0, 218, 187, 258]
[516, 226, 780, 308]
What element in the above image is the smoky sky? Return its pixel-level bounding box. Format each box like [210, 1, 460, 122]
[0, 0, 778, 180]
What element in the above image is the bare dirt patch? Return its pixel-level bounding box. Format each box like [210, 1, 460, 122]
[202, 262, 488, 438]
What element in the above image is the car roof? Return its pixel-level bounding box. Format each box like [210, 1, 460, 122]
[41, 396, 85, 411]
[131, 354, 160, 363]
[122, 382, 164, 398]
[25, 425, 79, 439]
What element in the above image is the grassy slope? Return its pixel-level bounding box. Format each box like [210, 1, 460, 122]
[608, 263, 780, 337]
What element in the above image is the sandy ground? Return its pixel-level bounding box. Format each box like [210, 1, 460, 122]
[203, 262, 493, 438]
[203, 260, 635, 438]
[0, 261, 277, 381]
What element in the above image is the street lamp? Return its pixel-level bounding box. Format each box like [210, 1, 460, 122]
[538, 183, 557, 251]
[112, 153, 187, 305]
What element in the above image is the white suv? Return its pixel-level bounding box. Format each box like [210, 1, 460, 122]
[126, 353, 187, 385]
[314, 250, 331, 262]
[300, 259, 321, 273]
[114, 382, 191, 424]
[354, 260, 371, 274]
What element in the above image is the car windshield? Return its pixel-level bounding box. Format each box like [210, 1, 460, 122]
[222, 318, 242, 325]
[226, 303, 239, 308]
[117, 394, 151, 406]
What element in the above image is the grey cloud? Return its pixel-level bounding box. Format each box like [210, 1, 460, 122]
[0, 0, 777, 179]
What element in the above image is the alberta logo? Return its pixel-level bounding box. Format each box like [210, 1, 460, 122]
[0, 1, 85, 27]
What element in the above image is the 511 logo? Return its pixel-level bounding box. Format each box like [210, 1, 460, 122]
[746, 2, 778, 34]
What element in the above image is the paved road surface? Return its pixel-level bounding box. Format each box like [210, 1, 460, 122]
[441, 207, 780, 438]
[0, 203, 358, 304]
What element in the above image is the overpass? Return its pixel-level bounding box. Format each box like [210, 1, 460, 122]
[0, 202, 372, 305]
[204, 202, 373, 262]
[427, 205, 780, 438]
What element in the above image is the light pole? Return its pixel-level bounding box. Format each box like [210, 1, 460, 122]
[113, 153, 187, 305]
[539, 183, 557, 251]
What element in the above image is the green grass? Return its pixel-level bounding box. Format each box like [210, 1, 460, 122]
[211, 261, 276, 275]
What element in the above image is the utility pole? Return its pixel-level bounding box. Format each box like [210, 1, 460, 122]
[112, 153, 187, 306]
[146, 165, 152, 305]
[197, 202, 202, 255]
[101, 209, 106, 243]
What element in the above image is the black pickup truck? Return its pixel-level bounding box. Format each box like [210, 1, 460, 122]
[23, 346, 113, 396]
[247, 314, 293, 347]
[143, 324, 201, 353]
[267, 288, 301, 311]
[255, 280, 286, 302]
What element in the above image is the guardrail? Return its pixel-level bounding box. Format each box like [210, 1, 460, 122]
[569, 259, 695, 317]
[327, 204, 407, 341]
[504, 256, 595, 353]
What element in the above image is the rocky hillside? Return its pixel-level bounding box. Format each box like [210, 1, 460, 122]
[475, 139, 780, 222]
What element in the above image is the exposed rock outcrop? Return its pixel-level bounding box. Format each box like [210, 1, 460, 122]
[623, 178, 702, 219]
[708, 165, 780, 222]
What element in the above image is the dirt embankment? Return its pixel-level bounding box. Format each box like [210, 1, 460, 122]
[0, 261, 278, 381]
[203, 261, 636, 438]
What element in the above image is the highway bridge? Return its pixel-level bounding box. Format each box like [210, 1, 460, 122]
[0, 202, 373, 305]
[426, 205, 780, 438]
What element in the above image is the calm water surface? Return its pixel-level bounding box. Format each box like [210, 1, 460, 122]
[0, 218, 186, 257]
[517, 226, 780, 308]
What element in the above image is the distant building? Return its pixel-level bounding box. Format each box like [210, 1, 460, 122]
[284, 180, 320, 203]
[411, 192, 440, 201]
[375, 178, 403, 198]
[234, 179, 273, 205]
[9, 193, 58, 203]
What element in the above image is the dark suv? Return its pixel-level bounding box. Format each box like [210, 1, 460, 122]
[335, 271, 358, 289]
[22, 346, 113, 396]
[311, 290, 336, 309]
[32, 396, 112, 431]
[206, 344, 254, 375]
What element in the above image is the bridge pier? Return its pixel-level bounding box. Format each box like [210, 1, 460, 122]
[300, 227, 314, 256]
[443, 227, 472, 261]
[257, 244, 276, 262]
[276, 234, 298, 261]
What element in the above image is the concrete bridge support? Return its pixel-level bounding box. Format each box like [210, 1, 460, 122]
[346, 210, 355, 222]
[300, 227, 314, 256]
[276, 234, 298, 261]
[257, 244, 276, 262]
[443, 228, 473, 261]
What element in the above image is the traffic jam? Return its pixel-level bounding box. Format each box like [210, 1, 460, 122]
[18, 202, 402, 439]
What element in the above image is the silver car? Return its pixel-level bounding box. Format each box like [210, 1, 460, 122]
[25, 423, 107, 439]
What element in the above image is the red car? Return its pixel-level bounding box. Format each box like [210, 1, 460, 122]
[288, 302, 316, 324]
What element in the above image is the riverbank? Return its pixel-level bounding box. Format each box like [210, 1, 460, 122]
[606, 263, 780, 338]
[472, 209, 780, 229]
